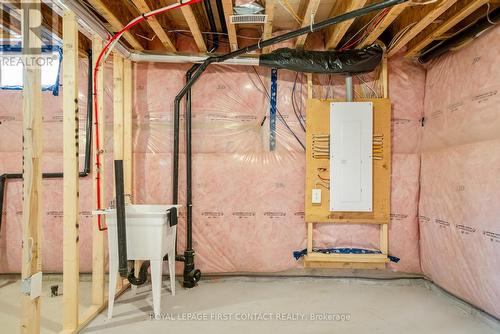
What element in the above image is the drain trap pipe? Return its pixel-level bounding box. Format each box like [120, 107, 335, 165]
[171, 0, 409, 288]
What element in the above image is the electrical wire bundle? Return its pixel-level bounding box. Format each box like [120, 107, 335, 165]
[312, 134, 329, 159]
[292, 72, 306, 131]
[315, 167, 330, 190]
[373, 134, 384, 160]
[340, 8, 390, 51]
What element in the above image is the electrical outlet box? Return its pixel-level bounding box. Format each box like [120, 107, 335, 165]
[312, 188, 322, 204]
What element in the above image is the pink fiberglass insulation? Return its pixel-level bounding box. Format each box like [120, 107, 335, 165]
[0, 33, 423, 274]
[420, 25, 500, 318]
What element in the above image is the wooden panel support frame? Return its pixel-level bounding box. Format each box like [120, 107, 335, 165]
[20, 0, 42, 332]
[130, 0, 176, 52]
[221, 0, 238, 51]
[325, 0, 368, 50]
[62, 9, 80, 332]
[387, 0, 459, 57]
[180, 4, 208, 53]
[295, 0, 321, 49]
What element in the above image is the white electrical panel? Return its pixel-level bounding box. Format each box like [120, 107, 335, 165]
[330, 102, 373, 212]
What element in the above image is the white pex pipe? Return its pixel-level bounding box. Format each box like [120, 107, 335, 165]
[51, 0, 259, 65]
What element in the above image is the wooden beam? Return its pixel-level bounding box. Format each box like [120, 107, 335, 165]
[181, 4, 207, 53]
[0, 7, 21, 35]
[405, 0, 487, 58]
[295, 0, 321, 49]
[20, 1, 42, 333]
[91, 35, 105, 308]
[130, 0, 176, 52]
[387, 0, 459, 57]
[262, 0, 276, 53]
[62, 9, 80, 332]
[87, 0, 144, 50]
[359, 2, 409, 48]
[221, 0, 238, 51]
[325, 0, 368, 50]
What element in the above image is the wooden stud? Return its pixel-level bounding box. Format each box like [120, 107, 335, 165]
[262, 0, 276, 54]
[307, 223, 313, 253]
[180, 5, 208, 53]
[359, 3, 409, 48]
[91, 35, 105, 308]
[123, 59, 133, 201]
[113, 54, 124, 161]
[130, 0, 176, 52]
[221, 0, 238, 51]
[325, 0, 368, 50]
[380, 224, 388, 255]
[87, 0, 144, 50]
[20, 1, 42, 333]
[62, 9, 80, 332]
[405, 0, 487, 58]
[307, 73, 313, 99]
[388, 0, 459, 57]
[295, 0, 321, 48]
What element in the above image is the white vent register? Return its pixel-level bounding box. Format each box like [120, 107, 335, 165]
[330, 102, 373, 212]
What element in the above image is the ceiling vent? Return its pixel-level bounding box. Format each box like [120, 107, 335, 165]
[229, 14, 267, 24]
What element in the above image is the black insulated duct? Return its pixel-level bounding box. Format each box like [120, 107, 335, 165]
[259, 44, 383, 74]
[418, 7, 500, 64]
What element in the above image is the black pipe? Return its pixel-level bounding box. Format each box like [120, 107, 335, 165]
[204, 0, 219, 53]
[172, 0, 408, 205]
[418, 7, 500, 63]
[182, 64, 201, 288]
[0, 50, 93, 234]
[215, 0, 228, 35]
[114, 160, 128, 278]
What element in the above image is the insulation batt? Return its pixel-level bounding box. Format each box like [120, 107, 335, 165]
[0, 33, 423, 277]
[419, 25, 500, 319]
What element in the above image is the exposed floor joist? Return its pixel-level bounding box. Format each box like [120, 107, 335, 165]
[405, 0, 488, 58]
[221, 0, 238, 51]
[180, 4, 207, 53]
[130, 0, 176, 52]
[325, 0, 368, 50]
[358, 2, 409, 48]
[295, 0, 321, 48]
[262, 0, 276, 53]
[387, 0, 459, 57]
[87, 0, 144, 50]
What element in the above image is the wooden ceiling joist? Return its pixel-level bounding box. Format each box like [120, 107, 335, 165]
[262, 0, 276, 54]
[87, 0, 144, 50]
[358, 2, 409, 48]
[130, 0, 176, 52]
[387, 0, 459, 57]
[180, 4, 207, 53]
[0, 8, 21, 36]
[405, 0, 488, 58]
[295, 0, 321, 49]
[221, 0, 238, 51]
[325, 0, 368, 50]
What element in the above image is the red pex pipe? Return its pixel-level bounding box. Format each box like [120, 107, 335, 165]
[92, 0, 204, 230]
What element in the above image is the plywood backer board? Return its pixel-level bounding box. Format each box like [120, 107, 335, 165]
[305, 98, 391, 224]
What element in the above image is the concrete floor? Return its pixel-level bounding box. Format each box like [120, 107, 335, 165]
[1, 276, 499, 334]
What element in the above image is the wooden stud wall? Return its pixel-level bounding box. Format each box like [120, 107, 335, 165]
[20, 0, 42, 332]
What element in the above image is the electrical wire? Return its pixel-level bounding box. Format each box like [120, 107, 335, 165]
[251, 66, 306, 150]
[291, 72, 306, 132]
[388, 22, 416, 51]
[92, 0, 204, 230]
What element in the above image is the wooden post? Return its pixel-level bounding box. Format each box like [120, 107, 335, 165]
[91, 35, 105, 307]
[62, 10, 80, 332]
[20, 0, 42, 332]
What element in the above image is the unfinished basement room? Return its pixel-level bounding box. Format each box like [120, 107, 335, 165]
[0, 0, 499, 333]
